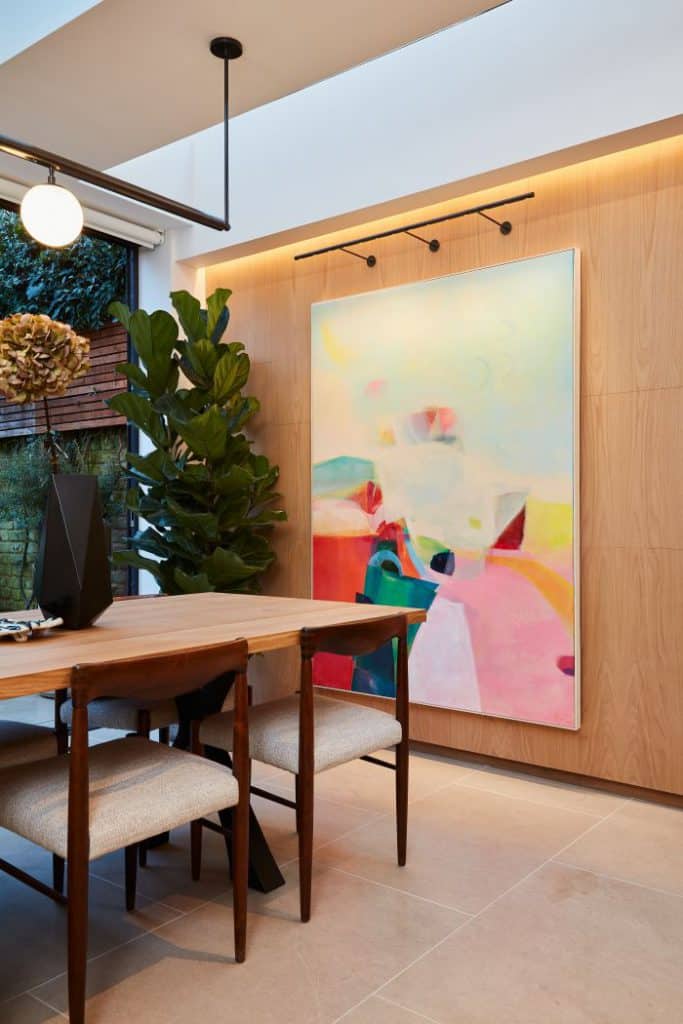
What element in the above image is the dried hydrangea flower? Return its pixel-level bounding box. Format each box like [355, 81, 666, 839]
[0, 313, 90, 404]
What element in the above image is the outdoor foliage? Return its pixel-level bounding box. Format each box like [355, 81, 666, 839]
[0, 208, 127, 332]
[108, 288, 286, 594]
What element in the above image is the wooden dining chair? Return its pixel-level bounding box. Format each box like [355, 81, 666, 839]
[199, 614, 409, 922]
[58, 596, 177, 748]
[0, 639, 251, 1024]
[0, 692, 69, 899]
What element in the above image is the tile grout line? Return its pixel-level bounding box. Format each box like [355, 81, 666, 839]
[328, 865, 475, 916]
[376, 992, 444, 1024]
[87, 868, 188, 914]
[266, 766, 476, 817]
[453, 775, 630, 819]
[26, 889, 231, 1001]
[330, 801, 626, 1024]
[552, 859, 683, 901]
[26, 991, 69, 1020]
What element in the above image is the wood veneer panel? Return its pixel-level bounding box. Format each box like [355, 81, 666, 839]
[206, 135, 683, 795]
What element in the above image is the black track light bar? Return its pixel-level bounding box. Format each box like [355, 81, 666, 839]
[0, 36, 242, 233]
[294, 191, 535, 265]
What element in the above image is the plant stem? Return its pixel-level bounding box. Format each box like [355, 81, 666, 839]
[42, 397, 59, 475]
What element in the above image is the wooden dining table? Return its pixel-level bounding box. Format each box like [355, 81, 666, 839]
[0, 592, 426, 890]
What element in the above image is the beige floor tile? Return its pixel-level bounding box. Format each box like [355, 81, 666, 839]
[90, 821, 232, 913]
[251, 792, 379, 865]
[459, 764, 627, 817]
[342, 996, 439, 1023]
[383, 862, 683, 1024]
[0, 832, 177, 1001]
[90, 792, 375, 916]
[34, 864, 466, 1024]
[557, 799, 683, 895]
[318, 785, 598, 914]
[268, 750, 470, 816]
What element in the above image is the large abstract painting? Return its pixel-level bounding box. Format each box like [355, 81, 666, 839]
[311, 249, 580, 729]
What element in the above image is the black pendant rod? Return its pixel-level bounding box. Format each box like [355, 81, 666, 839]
[294, 191, 535, 263]
[210, 36, 243, 229]
[0, 36, 242, 233]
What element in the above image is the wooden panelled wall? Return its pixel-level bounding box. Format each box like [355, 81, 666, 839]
[206, 135, 683, 796]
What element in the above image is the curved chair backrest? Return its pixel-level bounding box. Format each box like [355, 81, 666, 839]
[300, 613, 407, 660]
[71, 638, 250, 707]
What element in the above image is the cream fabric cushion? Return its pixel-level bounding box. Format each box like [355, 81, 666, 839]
[201, 694, 402, 775]
[60, 697, 178, 733]
[0, 721, 57, 769]
[0, 736, 238, 860]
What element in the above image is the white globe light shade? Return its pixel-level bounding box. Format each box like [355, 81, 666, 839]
[20, 183, 84, 247]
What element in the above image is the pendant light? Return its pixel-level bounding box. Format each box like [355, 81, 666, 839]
[2, 36, 243, 247]
[20, 167, 84, 248]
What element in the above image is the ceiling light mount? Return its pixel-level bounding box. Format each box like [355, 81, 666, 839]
[210, 36, 243, 61]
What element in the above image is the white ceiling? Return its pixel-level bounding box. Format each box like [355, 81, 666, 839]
[0, 0, 511, 169]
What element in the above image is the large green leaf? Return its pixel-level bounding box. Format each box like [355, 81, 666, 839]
[173, 569, 215, 594]
[112, 549, 164, 583]
[201, 546, 263, 586]
[171, 289, 207, 342]
[124, 309, 177, 397]
[107, 392, 167, 447]
[166, 498, 219, 540]
[129, 448, 177, 480]
[108, 300, 132, 331]
[206, 288, 232, 343]
[115, 361, 149, 393]
[213, 464, 253, 496]
[212, 350, 250, 404]
[172, 405, 228, 461]
[182, 339, 220, 387]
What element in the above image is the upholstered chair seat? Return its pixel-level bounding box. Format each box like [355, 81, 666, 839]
[0, 736, 238, 861]
[201, 694, 402, 775]
[0, 720, 58, 769]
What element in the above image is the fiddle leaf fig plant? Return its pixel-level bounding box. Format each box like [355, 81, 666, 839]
[107, 288, 286, 594]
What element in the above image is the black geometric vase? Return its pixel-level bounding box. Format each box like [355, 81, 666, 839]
[34, 474, 113, 629]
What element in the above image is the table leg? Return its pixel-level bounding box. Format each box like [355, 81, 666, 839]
[205, 744, 285, 893]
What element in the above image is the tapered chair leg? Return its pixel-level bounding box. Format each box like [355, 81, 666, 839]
[295, 774, 302, 834]
[52, 854, 65, 896]
[298, 770, 314, 922]
[158, 726, 170, 745]
[232, 797, 249, 963]
[68, 701, 90, 1024]
[396, 739, 409, 867]
[124, 845, 138, 912]
[138, 843, 148, 868]
[191, 820, 203, 882]
[67, 851, 89, 1024]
